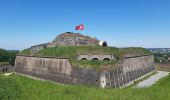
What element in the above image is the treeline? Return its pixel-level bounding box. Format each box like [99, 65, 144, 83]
[0, 48, 19, 65]
[154, 52, 170, 63]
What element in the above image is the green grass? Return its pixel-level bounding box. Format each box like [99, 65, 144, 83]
[18, 49, 31, 56]
[18, 46, 150, 69]
[19, 46, 150, 59]
[72, 60, 118, 69]
[0, 74, 170, 100]
[0, 62, 9, 65]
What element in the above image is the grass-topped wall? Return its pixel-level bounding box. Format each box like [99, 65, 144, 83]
[18, 46, 151, 69]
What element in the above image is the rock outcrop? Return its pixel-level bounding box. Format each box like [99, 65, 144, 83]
[29, 32, 100, 54]
[51, 32, 99, 46]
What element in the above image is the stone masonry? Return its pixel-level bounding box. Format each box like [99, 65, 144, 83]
[14, 55, 155, 88]
[29, 32, 100, 54]
[51, 32, 99, 46]
[0, 64, 14, 73]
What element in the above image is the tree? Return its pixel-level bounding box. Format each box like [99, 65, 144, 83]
[0, 49, 19, 65]
[0, 49, 9, 62]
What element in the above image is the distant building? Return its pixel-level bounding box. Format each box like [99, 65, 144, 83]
[148, 48, 170, 54]
[168, 57, 170, 61]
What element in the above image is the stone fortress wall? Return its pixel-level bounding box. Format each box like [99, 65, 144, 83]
[29, 43, 50, 54]
[14, 55, 155, 88]
[14, 56, 101, 86]
[16, 32, 155, 88]
[101, 55, 155, 88]
[0, 64, 13, 73]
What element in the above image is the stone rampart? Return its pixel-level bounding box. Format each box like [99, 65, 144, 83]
[14, 56, 100, 86]
[102, 55, 155, 88]
[0, 64, 13, 73]
[14, 55, 155, 88]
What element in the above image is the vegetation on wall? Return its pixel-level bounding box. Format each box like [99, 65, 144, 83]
[72, 60, 118, 69]
[17, 49, 31, 56]
[19, 46, 150, 59]
[18, 46, 151, 69]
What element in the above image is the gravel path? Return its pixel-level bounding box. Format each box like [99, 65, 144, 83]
[136, 71, 169, 88]
[3, 72, 13, 76]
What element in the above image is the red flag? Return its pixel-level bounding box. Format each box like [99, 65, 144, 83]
[75, 24, 84, 30]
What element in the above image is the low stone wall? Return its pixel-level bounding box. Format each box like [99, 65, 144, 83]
[0, 64, 14, 73]
[102, 55, 155, 88]
[30, 43, 50, 54]
[14, 56, 73, 84]
[14, 56, 100, 86]
[156, 63, 170, 71]
[14, 55, 155, 88]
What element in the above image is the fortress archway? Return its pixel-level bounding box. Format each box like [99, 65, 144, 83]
[81, 58, 87, 61]
[92, 58, 99, 61]
[103, 58, 110, 61]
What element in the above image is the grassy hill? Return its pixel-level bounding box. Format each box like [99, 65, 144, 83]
[0, 74, 170, 100]
[18, 46, 150, 69]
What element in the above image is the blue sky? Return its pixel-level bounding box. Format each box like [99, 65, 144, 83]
[0, 0, 170, 50]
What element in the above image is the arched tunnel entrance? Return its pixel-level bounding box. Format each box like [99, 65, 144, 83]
[92, 58, 99, 61]
[103, 58, 110, 61]
[102, 41, 107, 47]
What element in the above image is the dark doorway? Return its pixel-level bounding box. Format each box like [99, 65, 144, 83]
[102, 41, 107, 47]
[103, 58, 110, 61]
[43, 45, 47, 48]
[92, 58, 98, 61]
[81, 58, 87, 61]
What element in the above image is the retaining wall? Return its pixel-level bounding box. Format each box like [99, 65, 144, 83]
[14, 56, 100, 86]
[14, 55, 155, 88]
[102, 55, 155, 88]
[0, 64, 13, 73]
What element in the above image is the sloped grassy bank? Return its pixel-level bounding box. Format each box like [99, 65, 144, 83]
[0, 74, 170, 100]
[18, 46, 150, 69]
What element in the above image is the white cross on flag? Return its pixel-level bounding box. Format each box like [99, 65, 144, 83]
[75, 24, 84, 30]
